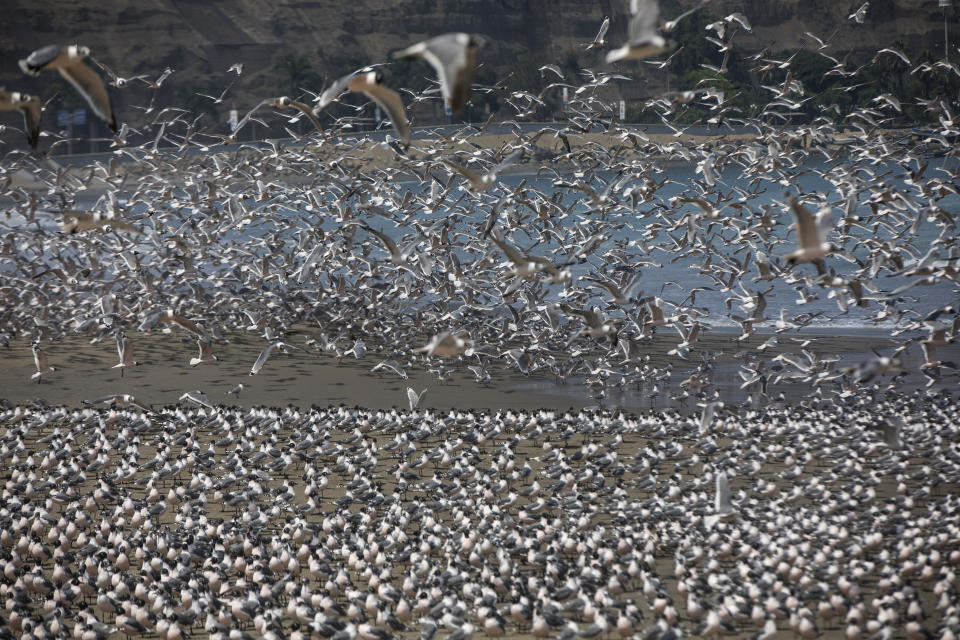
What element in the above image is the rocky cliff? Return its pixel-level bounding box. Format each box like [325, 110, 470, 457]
[1, 0, 956, 141]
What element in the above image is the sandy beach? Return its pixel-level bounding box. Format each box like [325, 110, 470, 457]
[1, 325, 954, 411]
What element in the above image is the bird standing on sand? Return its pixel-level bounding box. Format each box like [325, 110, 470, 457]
[19, 44, 118, 131]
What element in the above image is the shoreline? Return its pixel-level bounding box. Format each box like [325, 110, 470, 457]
[2, 325, 954, 412]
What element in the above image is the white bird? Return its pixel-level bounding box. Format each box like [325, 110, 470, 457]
[19, 44, 118, 131]
[585, 16, 611, 49]
[417, 331, 472, 357]
[699, 401, 724, 434]
[82, 394, 153, 413]
[393, 33, 477, 115]
[784, 196, 835, 276]
[189, 337, 219, 367]
[31, 341, 56, 383]
[606, 0, 667, 63]
[849, 2, 869, 23]
[232, 96, 323, 137]
[226, 383, 244, 397]
[250, 341, 305, 375]
[406, 387, 427, 411]
[112, 332, 138, 377]
[314, 68, 409, 146]
[179, 390, 213, 409]
[704, 470, 737, 529]
[442, 148, 524, 191]
[0, 88, 42, 149]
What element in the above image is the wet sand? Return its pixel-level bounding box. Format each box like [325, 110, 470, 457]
[2, 326, 954, 411]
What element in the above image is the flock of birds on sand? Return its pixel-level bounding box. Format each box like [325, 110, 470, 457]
[1, 390, 959, 640]
[1, 0, 960, 637]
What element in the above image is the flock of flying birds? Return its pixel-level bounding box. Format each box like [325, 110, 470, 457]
[1, 1, 960, 640]
[0, 2, 957, 408]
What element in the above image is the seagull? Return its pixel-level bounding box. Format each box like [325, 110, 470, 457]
[783, 196, 835, 276]
[849, 2, 869, 23]
[189, 337, 219, 366]
[61, 211, 142, 235]
[417, 330, 472, 357]
[0, 88, 42, 149]
[31, 341, 56, 383]
[82, 394, 153, 413]
[442, 148, 524, 191]
[179, 390, 213, 409]
[406, 387, 427, 411]
[19, 44, 118, 131]
[704, 470, 737, 528]
[606, 0, 668, 63]
[138, 309, 206, 338]
[112, 332, 138, 377]
[314, 69, 409, 146]
[226, 383, 244, 397]
[232, 96, 323, 137]
[585, 16, 611, 49]
[394, 33, 477, 115]
[250, 341, 305, 375]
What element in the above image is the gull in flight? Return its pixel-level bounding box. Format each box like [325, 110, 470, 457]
[138, 309, 206, 338]
[585, 16, 610, 49]
[314, 68, 409, 146]
[61, 211, 142, 235]
[704, 470, 737, 529]
[232, 96, 323, 137]
[441, 148, 524, 191]
[606, 0, 668, 62]
[189, 337, 219, 366]
[82, 394, 153, 413]
[783, 195, 835, 276]
[31, 341, 56, 383]
[19, 44, 118, 131]
[407, 387, 428, 411]
[418, 330, 473, 357]
[0, 88, 42, 149]
[112, 332, 138, 377]
[394, 33, 477, 115]
[250, 341, 306, 375]
[179, 390, 213, 409]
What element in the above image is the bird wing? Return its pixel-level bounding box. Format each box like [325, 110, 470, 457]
[18, 95, 42, 150]
[397, 33, 474, 114]
[315, 71, 357, 111]
[231, 98, 271, 136]
[32, 345, 48, 371]
[492, 148, 524, 177]
[788, 196, 819, 250]
[60, 59, 117, 131]
[19, 45, 62, 74]
[250, 342, 279, 375]
[363, 224, 401, 259]
[83, 394, 123, 405]
[288, 100, 324, 132]
[406, 387, 420, 409]
[628, 0, 661, 45]
[165, 312, 206, 338]
[441, 158, 484, 189]
[594, 16, 611, 43]
[715, 471, 732, 511]
[357, 77, 410, 146]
